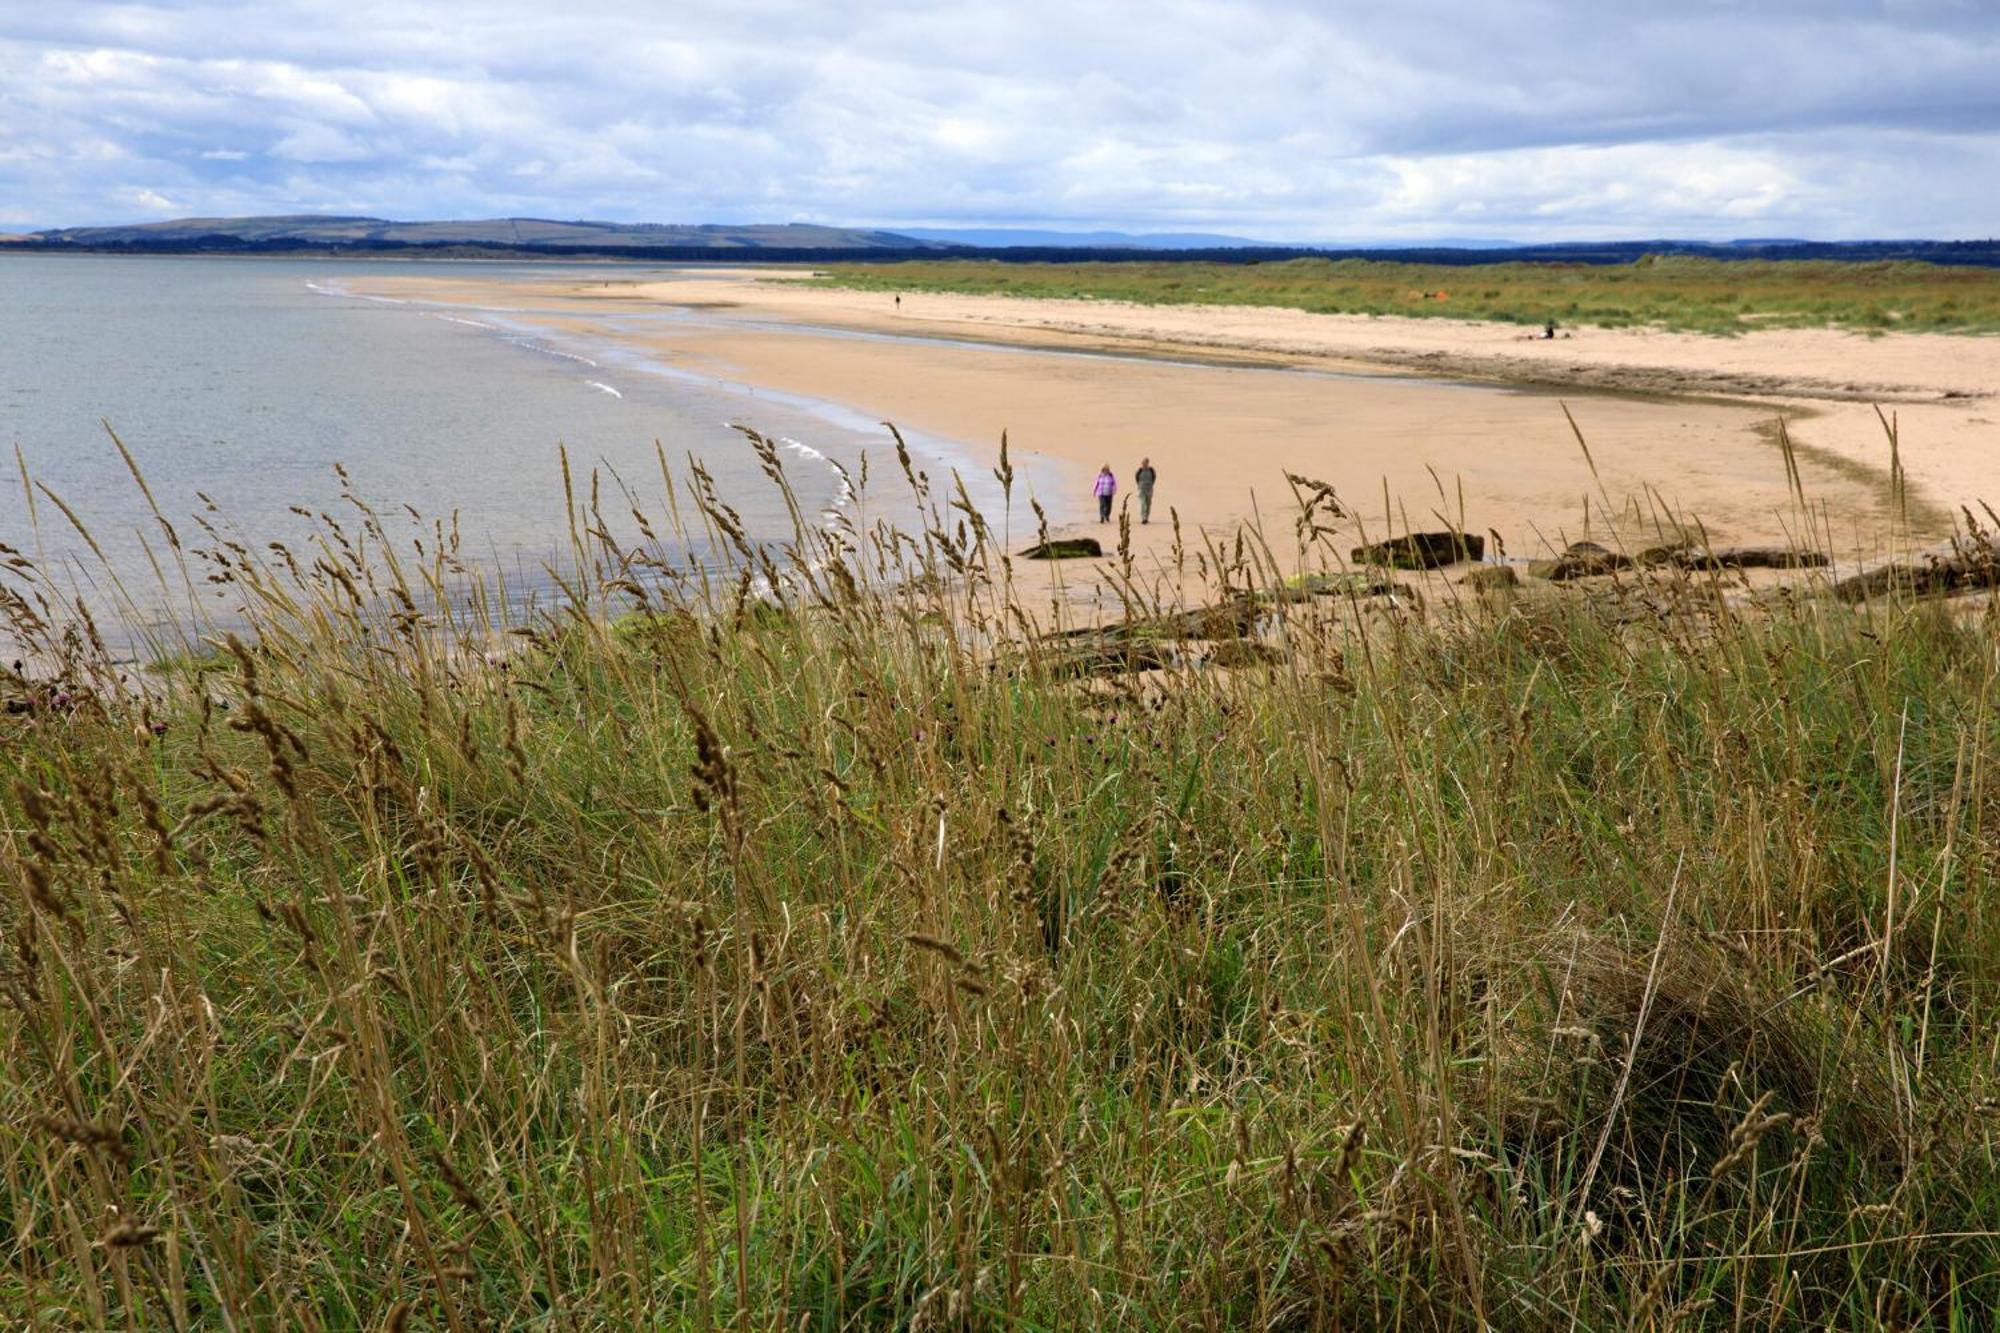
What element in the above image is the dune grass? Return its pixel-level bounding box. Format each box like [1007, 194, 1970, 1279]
[5, 433, 2000, 1329]
[816, 255, 2000, 335]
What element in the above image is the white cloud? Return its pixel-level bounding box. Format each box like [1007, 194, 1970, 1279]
[1, 2, 1996, 238]
[133, 187, 180, 210]
[270, 121, 375, 163]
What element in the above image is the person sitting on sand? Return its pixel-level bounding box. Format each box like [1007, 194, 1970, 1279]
[1544, 320, 1557, 339]
[1093, 465, 1117, 523]
[1135, 457, 1157, 524]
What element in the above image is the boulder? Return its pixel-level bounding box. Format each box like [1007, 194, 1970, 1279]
[1833, 542, 2000, 601]
[1042, 596, 1259, 644]
[1203, 640, 1285, 669]
[1277, 572, 1406, 599]
[1460, 565, 1520, 592]
[1674, 546, 1829, 571]
[1019, 537, 1103, 560]
[1033, 639, 1171, 678]
[1351, 530, 1483, 570]
[1544, 541, 1632, 581]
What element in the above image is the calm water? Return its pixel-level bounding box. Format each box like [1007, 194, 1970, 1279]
[0, 254, 980, 644]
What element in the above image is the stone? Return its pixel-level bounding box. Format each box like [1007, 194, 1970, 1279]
[1460, 565, 1520, 592]
[1019, 537, 1103, 560]
[1203, 640, 1285, 669]
[1674, 546, 1829, 571]
[1351, 530, 1483, 570]
[1545, 541, 1633, 581]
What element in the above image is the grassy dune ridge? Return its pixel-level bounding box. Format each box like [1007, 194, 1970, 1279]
[4, 433, 2000, 1328]
[818, 255, 2000, 334]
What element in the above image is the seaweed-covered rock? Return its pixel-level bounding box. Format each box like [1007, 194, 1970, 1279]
[1460, 565, 1520, 592]
[1675, 546, 1829, 571]
[1043, 596, 1260, 645]
[1019, 537, 1103, 560]
[1203, 640, 1285, 670]
[1351, 530, 1483, 570]
[1266, 572, 1407, 601]
[1544, 541, 1632, 581]
[1833, 541, 2000, 601]
[1033, 639, 1172, 678]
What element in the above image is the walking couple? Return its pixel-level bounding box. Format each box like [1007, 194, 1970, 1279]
[1093, 458, 1158, 524]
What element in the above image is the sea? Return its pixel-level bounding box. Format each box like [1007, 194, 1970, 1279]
[0, 254, 989, 649]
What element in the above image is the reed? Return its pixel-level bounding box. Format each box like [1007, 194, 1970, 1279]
[4, 425, 2000, 1329]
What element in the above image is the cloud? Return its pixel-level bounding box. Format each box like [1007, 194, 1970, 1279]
[1, 1, 1996, 239]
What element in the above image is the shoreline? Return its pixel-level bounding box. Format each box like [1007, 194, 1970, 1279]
[340, 267, 2000, 616]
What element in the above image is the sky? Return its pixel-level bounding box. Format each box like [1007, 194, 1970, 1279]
[3, 1, 1997, 242]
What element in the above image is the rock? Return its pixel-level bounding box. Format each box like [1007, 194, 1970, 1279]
[1460, 565, 1520, 592]
[1674, 546, 1830, 571]
[1276, 572, 1406, 599]
[1131, 598, 1261, 640]
[1636, 542, 1691, 566]
[1351, 530, 1483, 570]
[1833, 541, 2000, 601]
[1043, 596, 1259, 645]
[1203, 640, 1285, 669]
[1545, 541, 1633, 581]
[1019, 537, 1103, 560]
[1033, 639, 1171, 678]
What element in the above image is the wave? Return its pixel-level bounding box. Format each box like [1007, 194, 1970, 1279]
[586, 381, 623, 399]
[499, 335, 598, 369]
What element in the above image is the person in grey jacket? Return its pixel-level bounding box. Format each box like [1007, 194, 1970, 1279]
[1134, 458, 1158, 524]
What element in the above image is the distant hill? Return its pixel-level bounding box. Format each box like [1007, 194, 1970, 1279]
[14, 215, 946, 257]
[898, 227, 1273, 249]
[5, 216, 1995, 269]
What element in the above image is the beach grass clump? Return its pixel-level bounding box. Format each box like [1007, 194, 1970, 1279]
[817, 255, 2000, 335]
[5, 437, 2000, 1328]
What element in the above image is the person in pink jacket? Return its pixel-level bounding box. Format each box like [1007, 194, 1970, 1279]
[1093, 464, 1117, 523]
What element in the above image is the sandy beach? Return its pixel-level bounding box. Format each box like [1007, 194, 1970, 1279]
[347, 267, 2000, 613]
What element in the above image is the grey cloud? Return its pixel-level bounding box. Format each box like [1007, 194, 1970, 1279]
[1, 1, 1996, 239]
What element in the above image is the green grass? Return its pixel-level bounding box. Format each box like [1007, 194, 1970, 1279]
[5, 436, 2000, 1328]
[816, 255, 2000, 335]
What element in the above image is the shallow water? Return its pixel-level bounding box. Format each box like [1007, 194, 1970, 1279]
[0, 254, 983, 645]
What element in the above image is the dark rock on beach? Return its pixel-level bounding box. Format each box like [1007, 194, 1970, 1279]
[1833, 539, 2000, 601]
[1674, 546, 1830, 571]
[1019, 537, 1104, 560]
[1267, 572, 1407, 601]
[1460, 565, 1520, 592]
[1034, 639, 1172, 678]
[1351, 530, 1483, 570]
[1204, 640, 1285, 669]
[1043, 595, 1259, 645]
[1542, 541, 1632, 581]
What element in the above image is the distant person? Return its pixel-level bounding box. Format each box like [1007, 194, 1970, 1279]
[1543, 320, 1557, 339]
[1093, 465, 1117, 523]
[895, 293, 901, 310]
[1135, 457, 1157, 524]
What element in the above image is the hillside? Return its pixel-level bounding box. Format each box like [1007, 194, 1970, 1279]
[11, 214, 942, 256]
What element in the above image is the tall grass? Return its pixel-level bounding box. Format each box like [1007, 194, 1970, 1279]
[817, 255, 2000, 335]
[4, 430, 2000, 1329]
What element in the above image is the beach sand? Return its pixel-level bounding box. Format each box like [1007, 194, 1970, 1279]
[348, 268, 2000, 618]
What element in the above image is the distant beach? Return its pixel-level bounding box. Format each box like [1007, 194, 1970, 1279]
[344, 266, 1997, 615]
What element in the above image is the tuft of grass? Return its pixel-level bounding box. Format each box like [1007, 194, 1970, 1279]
[5, 427, 2000, 1328]
[816, 255, 2000, 335]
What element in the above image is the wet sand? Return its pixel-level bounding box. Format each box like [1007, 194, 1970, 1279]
[346, 268, 1999, 618]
